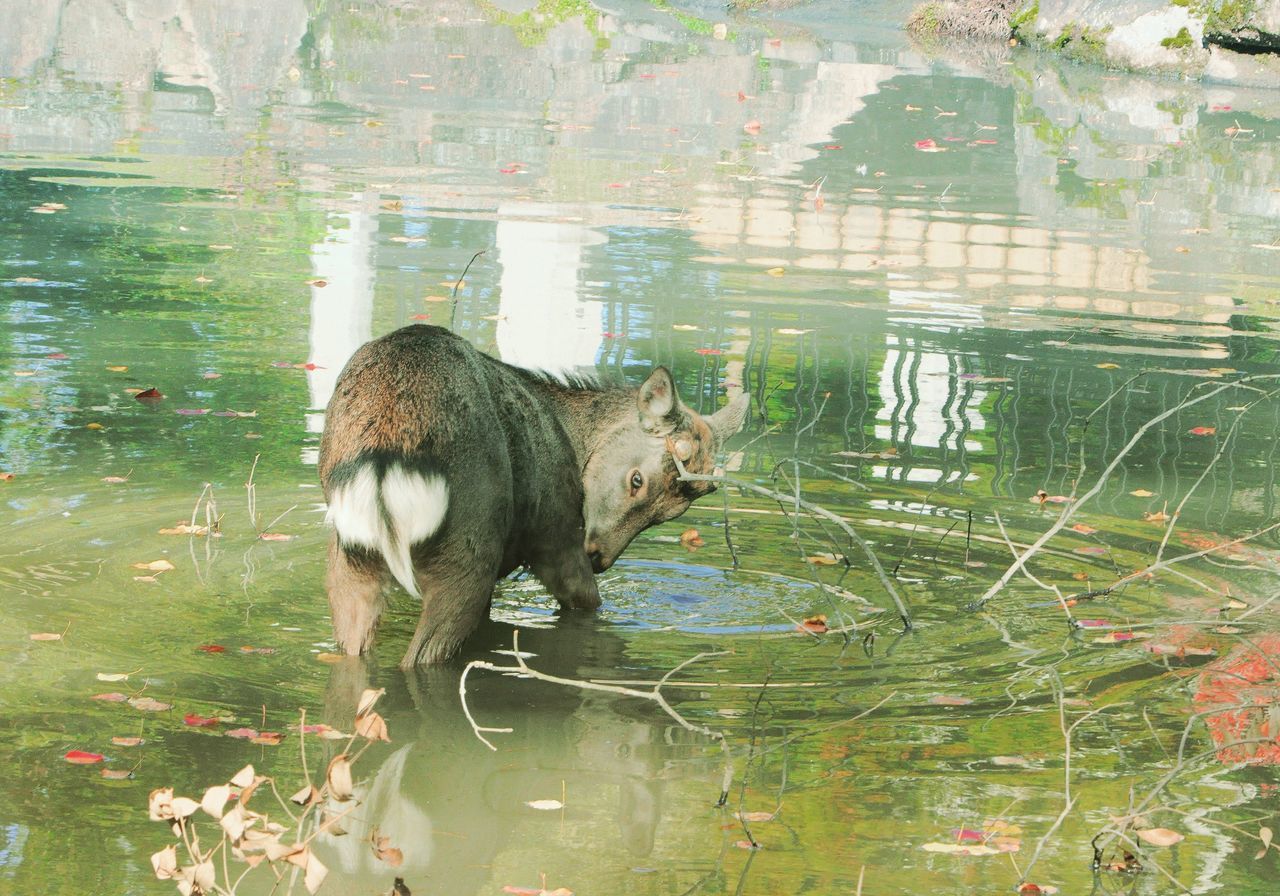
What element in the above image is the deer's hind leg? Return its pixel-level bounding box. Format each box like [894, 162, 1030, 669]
[400, 567, 497, 668]
[326, 534, 387, 656]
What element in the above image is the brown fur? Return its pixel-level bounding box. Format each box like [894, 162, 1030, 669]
[319, 325, 748, 666]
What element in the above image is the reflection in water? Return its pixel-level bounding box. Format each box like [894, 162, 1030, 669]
[315, 618, 716, 893]
[305, 199, 378, 462]
[495, 206, 605, 375]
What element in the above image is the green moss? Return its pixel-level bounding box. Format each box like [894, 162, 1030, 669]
[476, 0, 603, 48]
[1203, 0, 1257, 32]
[1161, 26, 1194, 48]
[651, 0, 719, 37]
[1010, 0, 1040, 37]
[1047, 21, 1112, 66]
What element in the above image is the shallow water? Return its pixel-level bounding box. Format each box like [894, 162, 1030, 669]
[3, 1, 1280, 894]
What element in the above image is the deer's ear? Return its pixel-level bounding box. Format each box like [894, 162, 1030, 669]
[638, 367, 683, 435]
[706, 392, 749, 447]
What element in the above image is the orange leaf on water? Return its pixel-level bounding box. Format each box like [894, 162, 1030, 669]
[1188, 426, 1216, 436]
[64, 750, 104, 764]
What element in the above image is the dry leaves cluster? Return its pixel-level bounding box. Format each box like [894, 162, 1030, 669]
[148, 689, 394, 896]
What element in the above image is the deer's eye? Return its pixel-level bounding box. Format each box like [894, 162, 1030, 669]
[628, 469, 644, 495]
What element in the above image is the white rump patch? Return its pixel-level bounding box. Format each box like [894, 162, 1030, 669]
[325, 466, 382, 549]
[326, 464, 449, 599]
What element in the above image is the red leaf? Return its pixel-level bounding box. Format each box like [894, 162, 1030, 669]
[823, 144, 842, 150]
[196, 644, 226, 653]
[92, 692, 129, 702]
[951, 828, 985, 842]
[1188, 426, 1216, 436]
[46, 352, 69, 360]
[694, 348, 723, 356]
[184, 713, 221, 728]
[135, 387, 164, 403]
[743, 120, 762, 135]
[914, 138, 937, 150]
[64, 750, 104, 764]
[226, 728, 259, 739]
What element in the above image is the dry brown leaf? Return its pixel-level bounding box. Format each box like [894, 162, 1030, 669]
[129, 696, 172, 712]
[679, 528, 704, 550]
[149, 788, 175, 821]
[806, 553, 843, 566]
[131, 559, 175, 572]
[355, 687, 385, 718]
[201, 784, 231, 819]
[1136, 827, 1184, 847]
[327, 755, 354, 801]
[151, 845, 179, 880]
[29, 632, 62, 641]
[304, 851, 329, 894]
[354, 710, 390, 742]
[230, 764, 256, 789]
[290, 784, 319, 807]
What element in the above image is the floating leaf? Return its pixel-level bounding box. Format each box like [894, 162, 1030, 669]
[64, 750, 104, 764]
[930, 695, 973, 706]
[112, 736, 144, 747]
[93, 692, 128, 702]
[679, 528, 704, 550]
[226, 728, 259, 739]
[29, 632, 63, 641]
[184, 713, 221, 728]
[1093, 632, 1152, 645]
[806, 553, 843, 566]
[525, 799, 564, 811]
[1096, 363, 1120, 370]
[799, 614, 828, 634]
[737, 810, 776, 822]
[102, 475, 129, 484]
[258, 532, 294, 541]
[921, 842, 998, 855]
[1136, 827, 1184, 847]
[128, 696, 172, 712]
[1188, 426, 1216, 436]
[101, 768, 133, 780]
[97, 672, 129, 682]
[230, 764, 256, 789]
[1071, 523, 1098, 535]
[135, 387, 163, 403]
[373, 833, 403, 867]
[251, 732, 284, 746]
[1130, 489, 1155, 497]
[132, 559, 175, 572]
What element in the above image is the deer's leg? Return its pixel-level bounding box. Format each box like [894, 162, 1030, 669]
[326, 534, 386, 656]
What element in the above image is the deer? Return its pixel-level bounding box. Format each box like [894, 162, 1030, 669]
[319, 324, 748, 667]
